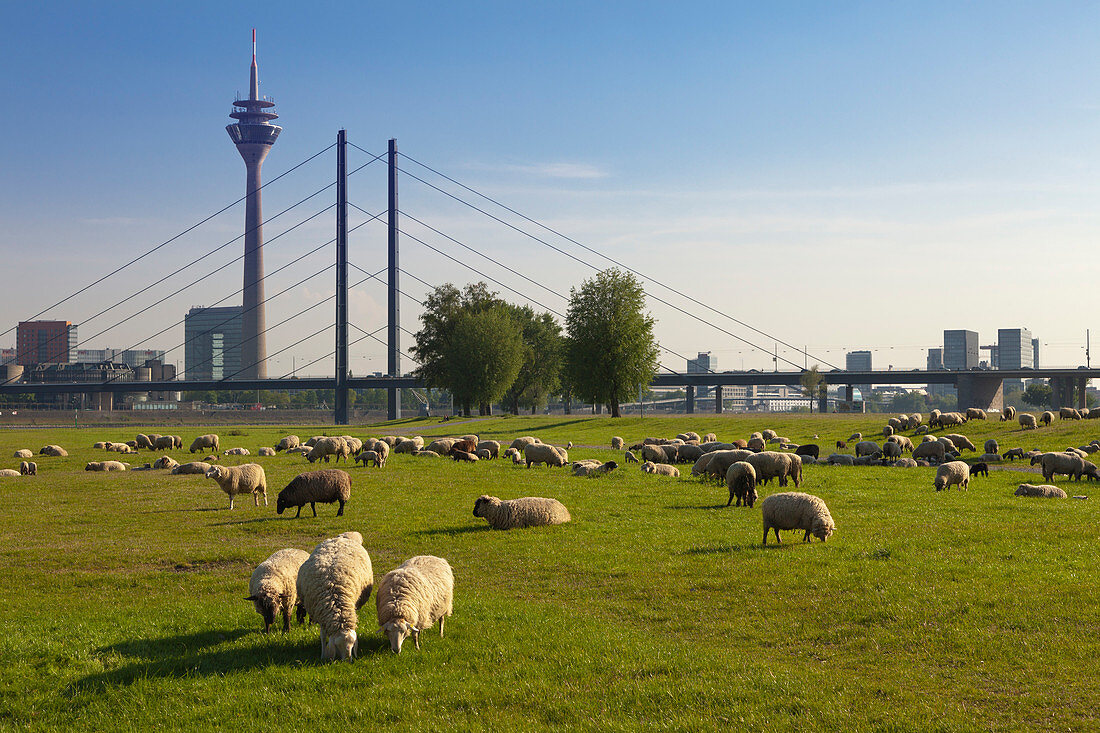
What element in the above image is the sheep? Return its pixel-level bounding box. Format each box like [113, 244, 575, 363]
[394, 437, 424, 454]
[915, 425, 930, 435]
[572, 459, 618, 477]
[133, 434, 153, 450]
[938, 412, 966, 428]
[0, 469, 21, 477]
[1088, 410, 1100, 420]
[835, 440, 847, 450]
[1080, 444, 1100, 454]
[1019, 413, 1038, 429]
[171, 461, 211, 475]
[297, 531, 374, 661]
[1001, 406, 1017, 421]
[624, 450, 639, 464]
[887, 435, 914, 452]
[204, 455, 220, 462]
[882, 442, 902, 461]
[1031, 452, 1087, 482]
[306, 437, 350, 464]
[376, 555, 454, 654]
[224, 447, 251, 456]
[692, 449, 754, 480]
[725, 461, 757, 507]
[204, 463, 267, 509]
[153, 456, 179, 470]
[460, 434, 479, 444]
[275, 435, 301, 453]
[984, 439, 999, 455]
[907, 413, 923, 429]
[476, 440, 501, 459]
[934, 461, 970, 491]
[1040, 411, 1055, 427]
[355, 450, 383, 468]
[340, 437, 363, 455]
[976, 453, 1001, 464]
[794, 444, 820, 460]
[304, 436, 327, 448]
[677, 432, 701, 442]
[189, 434, 220, 453]
[641, 444, 671, 464]
[19, 461, 36, 476]
[610, 436, 625, 450]
[1002, 448, 1026, 461]
[943, 434, 976, 452]
[826, 453, 854, 466]
[854, 441, 880, 458]
[473, 495, 570, 529]
[247, 548, 311, 633]
[970, 462, 989, 477]
[746, 437, 766, 452]
[966, 408, 987, 421]
[257, 447, 276, 457]
[703, 433, 717, 443]
[1060, 407, 1081, 420]
[277, 469, 352, 518]
[880, 425, 894, 438]
[509, 436, 542, 451]
[761, 492, 835, 545]
[39, 445, 67, 457]
[524, 443, 568, 468]
[451, 450, 479, 463]
[415, 450, 441, 458]
[847, 432, 862, 443]
[450, 439, 478, 455]
[85, 461, 129, 472]
[936, 437, 959, 453]
[13, 449, 32, 459]
[893, 458, 918, 468]
[745, 451, 800, 488]
[1015, 483, 1068, 499]
[912, 440, 946, 464]
[172, 435, 183, 449]
[761, 429, 778, 441]
[1065, 447, 1089, 459]
[151, 436, 174, 451]
[641, 461, 680, 477]
[426, 438, 458, 455]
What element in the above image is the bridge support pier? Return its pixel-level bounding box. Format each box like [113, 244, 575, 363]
[818, 384, 828, 414]
[1051, 378, 1065, 409]
[714, 385, 723, 413]
[956, 374, 1004, 413]
[1079, 377, 1088, 409]
[686, 386, 695, 414]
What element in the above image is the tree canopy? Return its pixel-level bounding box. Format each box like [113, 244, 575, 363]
[502, 305, 563, 415]
[564, 268, 658, 418]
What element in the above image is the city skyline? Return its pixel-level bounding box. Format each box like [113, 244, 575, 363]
[3, 3, 1100, 376]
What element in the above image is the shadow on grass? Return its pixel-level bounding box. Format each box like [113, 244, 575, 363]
[139, 507, 225, 514]
[679, 543, 771, 554]
[414, 525, 489, 536]
[663, 503, 731, 511]
[208, 516, 289, 527]
[68, 628, 393, 695]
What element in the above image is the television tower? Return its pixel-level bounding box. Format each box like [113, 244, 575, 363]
[226, 29, 281, 379]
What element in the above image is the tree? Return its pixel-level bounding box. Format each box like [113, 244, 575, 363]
[502, 306, 563, 415]
[564, 269, 658, 418]
[799, 366, 825, 413]
[1022, 382, 1053, 408]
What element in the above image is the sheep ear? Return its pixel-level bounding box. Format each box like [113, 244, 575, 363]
[245, 595, 257, 601]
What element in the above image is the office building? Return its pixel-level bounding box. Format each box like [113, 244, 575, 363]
[943, 330, 979, 370]
[845, 350, 872, 402]
[687, 352, 717, 398]
[75, 348, 166, 368]
[185, 306, 242, 381]
[16, 321, 77, 366]
[998, 328, 1033, 392]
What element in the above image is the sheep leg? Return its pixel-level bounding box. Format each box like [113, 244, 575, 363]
[439, 617, 445, 637]
[282, 609, 291, 634]
[727, 490, 734, 507]
[294, 505, 302, 518]
[311, 502, 318, 517]
[413, 629, 421, 651]
[337, 499, 345, 517]
[229, 496, 235, 510]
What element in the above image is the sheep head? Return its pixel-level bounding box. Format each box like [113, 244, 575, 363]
[326, 630, 358, 661]
[381, 620, 420, 653]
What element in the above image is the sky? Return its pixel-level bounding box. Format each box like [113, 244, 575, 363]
[2, 1, 1099, 378]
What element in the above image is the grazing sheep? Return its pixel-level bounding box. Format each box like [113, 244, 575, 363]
[376, 555, 454, 654]
[745, 451, 800, 488]
[297, 532, 374, 661]
[746, 437, 766, 452]
[912, 440, 946, 464]
[1065, 447, 1089, 459]
[85, 461, 129, 472]
[703, 433, 717, 443]
[394, 437, 424, 454]
[304, 436, 326, 448]
[133, 434, 153, 450]
[943, 434, 976, 452]
[641, 461, 680, 477]
[965, 408, 987, 421]
[306, 437, 350, 464]
[887, 417, 903, 432]
[572, 460, 618, 477]
[354, 450, 383, 468]
[1060, 407, 1081, 420]
[1001, 406, 1017, 421]
[725, 461, 757, 507]
[761, 492, 835, 545]
[936, 437, 959, 453]
[907, 413, 923, 429]
[473, 495, 570, 529]
[984, 439, 999, 455]
[882, 442, 902, 460]
[340, 437, 363, 455]
[847, 432, 862, 443]
[1088, 410, 1100, 420]
[275, 435, 301, 453]
[19, 461, 36, 476]
[224, 447, 251, 456]
[640, 444, 670, 464]
[426, 438, 459, 456]
[887, 435, 914, 452]
[934, 461, 970, 491]
[247, 548, 311, 633]
[676, 432, 701, 442]
[449, 439, 478, 456]
[938, 412, 966, 428]
[39, 445, 67, 457]
[914, 425, 930, 435]
[171, 461, 212, 475]
[414, 450, 441, 458]
[882, 425, 895, 438]
[524, 443, 568, 468]
[205, 463, 267, 509]
[1079, 444, 1099, 454]
[692, 449, 755, 480]
[1015, 483, 1068, 499]
[13, 449, 32, 459]
[970, 462, 989, 477]
[508, 436, 542, 451]
[475, 440, 501, 459]
[610, 436, 625, 450]
[794, 444, 819, 460]
[1040, 411, 1055, 427]
[451, 450, 479, 463]
[151, 436, 174, 451]
[835, 440, 847, 450]
[854, 441, 880, 458]
[1031, 452, 1087, 482]
[1019, 413, 1038, 430]
[624, 450, 639, 464]
[1002, 448, 1026, 461]
[189, 434, 220, 453]
[277, 469, 352, 517]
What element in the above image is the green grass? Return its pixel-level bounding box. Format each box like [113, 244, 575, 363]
[1, 414, 1099, 731]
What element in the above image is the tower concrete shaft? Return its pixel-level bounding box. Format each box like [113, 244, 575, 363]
[226, 30, 280, 379]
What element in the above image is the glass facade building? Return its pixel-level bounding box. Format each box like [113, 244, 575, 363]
[943, 330, 979, 370]
[184, 306, 242, 381]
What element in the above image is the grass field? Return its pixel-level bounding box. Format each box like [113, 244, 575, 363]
[1, 413, 1099, 731]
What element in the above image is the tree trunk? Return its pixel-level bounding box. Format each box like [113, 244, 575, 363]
[610, 397, 621, 418]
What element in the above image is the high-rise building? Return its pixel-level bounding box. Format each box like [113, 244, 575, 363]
[185, 306, 242, 381]
[687, 352, 717, 398]
[1032, 338, 1040, 369]
[926, 347, 953, 398]
[998, 328, 1033, 392]
[943, 330, 979, 370]
[927, 348, 944, 370]
[16, 321, 77, 365]
[227, 29, 281, 380]
[74, 348, 166, 368]
[845, 350, 872, 401]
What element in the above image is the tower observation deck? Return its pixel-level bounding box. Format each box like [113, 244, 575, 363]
[226, 29, 281, 380]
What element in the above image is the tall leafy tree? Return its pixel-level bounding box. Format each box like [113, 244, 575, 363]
[502, 306, 563, 415]
[799, 365, 825, 413]
[565, 269, 658, 418]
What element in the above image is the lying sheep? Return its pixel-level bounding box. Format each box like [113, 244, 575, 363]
[171, 461, 211, 475]
[976, 453, 1001, 464]
[13, 449, 32, 459]
[414, 450, 441, 458]
[0, 469, 21, 477]
[39, 445, 67, 457]
[277, 469, 352, 518]
[297, 531, 374, 661]
[473, 495, 571, 529]
[275, 435, 301, 453]
[642, 461, 680, 477]
[257, 447, 276, 457]
[376, 555, 454, 654]
[224, 447, 250, 456]
[746, 437, 766, 452]
[725, 461, 757, 507]
[189, 434, 219, 453]
[826, 453, 854, 466]
[571, 460, 618, 477]
[524, 443, 567, 468]
[451, 450, 479, 463]
[934, 461, 970, 491]
[153, 456, 179, 470]
[205, 463, 267, 509]
[1031, 452, 1088, 482]
[1015, 483, 1068, 498]
[393, 436, 424, 454]
[426, 438, 459, 455]
[761, 492, 835, 545]
[19, 461, 36, 476]
[893, 458, 918, 468]
[247, 548, 310, 633]
[85, 460, 129, 472]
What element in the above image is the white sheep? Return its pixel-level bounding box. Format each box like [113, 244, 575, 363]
[224, 447, 250, 456]
[1015, 483, 1068, 499]
[984, 439, 999, 455]
[524, 443, 568, 468]
[725, 461, 757, 507]
[473, 495, 571, 529]
[85, 461, 129, 472]
[641, 461, 680, 477]
[376, 555, 454, 654]
[611, 436, 624, 450]
[761, 492, 835, 545]
[171, 461, 212, 475]
[205, 463, 267, 509]
[934, 461, 970, 491]
[13, 449, 32, 459]
[275, 435, 301, 453]
[354, 450, 383, 468]
[257, 447, 276, 457]
[296, 531, 374, 661]
[1019, 413, 1038, 429]
[247, 548, 310, 633]
[0, 469, 21, 477]
[189, 434, 220, 453]
[20, 461, 37, 476]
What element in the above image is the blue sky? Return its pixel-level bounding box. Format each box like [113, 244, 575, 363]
[2, 1, 1099, 375]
